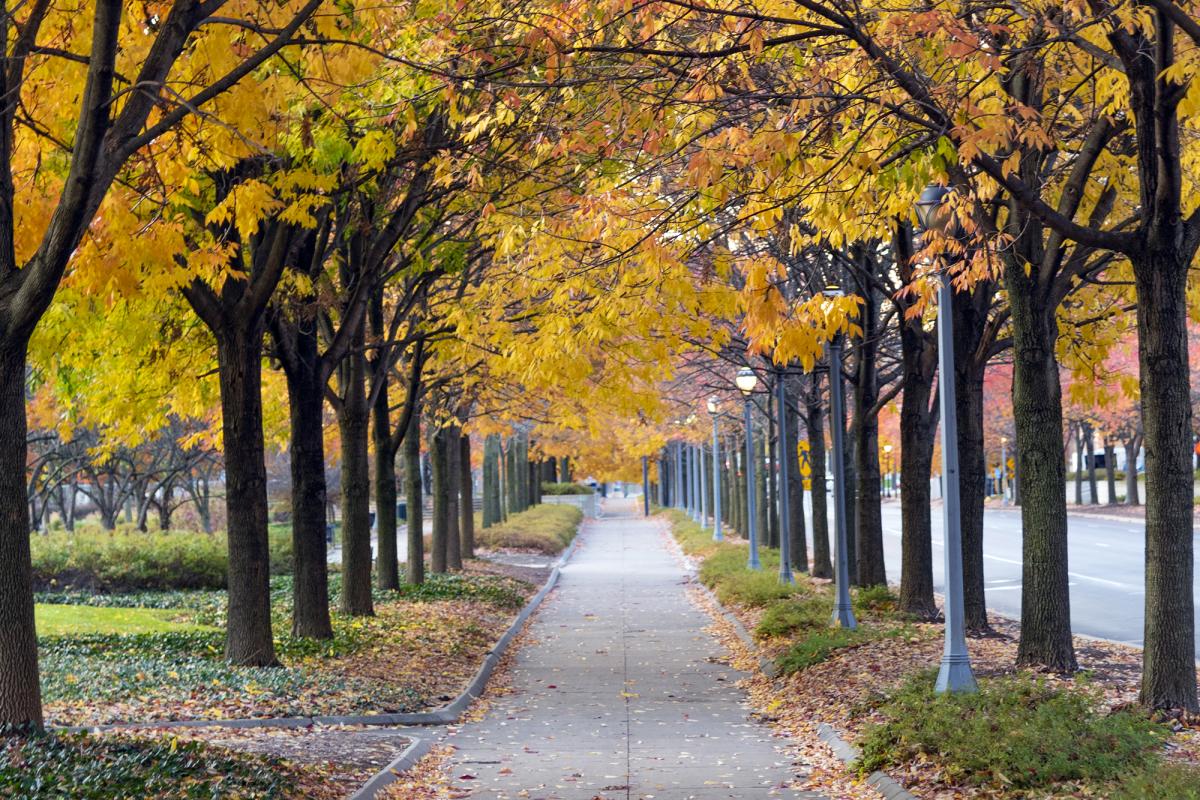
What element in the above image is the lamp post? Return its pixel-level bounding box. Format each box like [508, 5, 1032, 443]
[883, 444, 894, 498]
[776, 367, 794, 584]
[824, 287, 856, 629]
[1000, 437, 1009, 505]
[707, 397, 723, 541]
[642, 456, 650, 516]
[916, 182, 977, 693]
[736, 367, 762, 570]
[690, 435, 699, 522]
[674, 440, 683, 510]
[699, 440, 708, 529]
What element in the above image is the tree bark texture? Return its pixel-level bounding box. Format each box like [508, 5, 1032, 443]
[431, 427, 450, 574]
[952, 286, 990, 632]
[853, 286, 885, 587]
[0, 344, 43, 726]
[337, 342, 374, 617]
[1007, 263, 1075, 670]
[459, 432, 475, 559]
[217, 329, 279, 665]
[284, 349, 333, 639]
[806, 379, 833, 579]
[404, 406, 424, 585]
[898, 302, 938, 618]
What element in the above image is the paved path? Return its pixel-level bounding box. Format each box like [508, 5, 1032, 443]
[443, 499, 813, 799]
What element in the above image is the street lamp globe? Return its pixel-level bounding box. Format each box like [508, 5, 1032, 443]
[686, 413, 697, 425]
[735, 368, 758, 396]
[915, 183, 955, 234]
[706, 396, 720, 414]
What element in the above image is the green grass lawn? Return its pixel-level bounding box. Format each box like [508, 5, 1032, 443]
[35, 604, 210, 636]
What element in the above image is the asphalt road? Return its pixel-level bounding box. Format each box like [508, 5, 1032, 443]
[867, 502, 1200, 657]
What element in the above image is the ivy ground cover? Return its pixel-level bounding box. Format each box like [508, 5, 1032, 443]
[41, 569, 536, 727]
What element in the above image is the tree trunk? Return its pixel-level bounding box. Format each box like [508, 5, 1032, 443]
[1085, 422, 1098, 504]
[337, 342, 374, 617]
[404, 405, 424, 585]
[373, 404, 399, 591]
[842, 410, 858, 585]
[952, 289, 990, 632]
[505, 438, 519, 515]
[1104, 441, 1118, 505]
[431, 427, 450, 573]
[157, 479, 174, 531]
[482, 435, 498, 528]
[1080, 422, 1089, 503]
[216, 329, 278, 666]
[1007, 272, 1075, 670]
[898, 308, 938, 618]
[446, 424, 462, 570]
[0, 344, 43, 727]
[1132, 248, 1197, 710]
[806, 381, 833, 579]
[459, 432, 475, 560]
[766, 392, 778, 548]
[1125, 439, 1141, 506]
[784, 373, 808, 571]
[754, 431, 768, 546]
[284, 351, 333, 639]
[853, 286, 885, 587]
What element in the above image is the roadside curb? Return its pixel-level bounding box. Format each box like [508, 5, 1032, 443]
[71, 528, 584, 735]
[661, 517, 917, 800]
[815, 724, 918, 800]
[347, 735, 433, 800]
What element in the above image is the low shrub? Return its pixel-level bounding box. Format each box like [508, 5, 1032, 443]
[30, 528, 294, 593]
[0, 730, 295, 799]
[775, 626, 863, 674]
[711, 568, 801, 607]
[541, 482, 595, 495]
[853, 584, 901, 616]
[755, 596, 830, 639]
[859, 672, 1164, 791]
[476, 504, 582, 554]
[1112, 762, 1200, 799]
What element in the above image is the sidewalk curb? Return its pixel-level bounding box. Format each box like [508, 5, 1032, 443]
[815, 724, 918, 800]
[662, 519, 917, 800]
[348, 735, 433, 800]
[71, 528, 584, 735]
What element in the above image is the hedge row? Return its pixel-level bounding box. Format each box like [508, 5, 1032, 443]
[31, 526, 293, 593]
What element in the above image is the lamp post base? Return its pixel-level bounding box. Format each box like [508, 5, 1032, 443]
[831, 603, 857, 630]
[747, 552, 762, 571]
[779, 563, 794, 585]
[935, 656, 978, 694]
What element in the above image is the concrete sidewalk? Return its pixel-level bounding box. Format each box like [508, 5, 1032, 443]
[441, 499, 818, 799]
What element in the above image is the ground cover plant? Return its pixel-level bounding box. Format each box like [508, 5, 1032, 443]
[476, 504, 582, 554]
[859, 672, 1163, 790]
[0, 729, 345, 799]
[40, 570, 537, 726]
